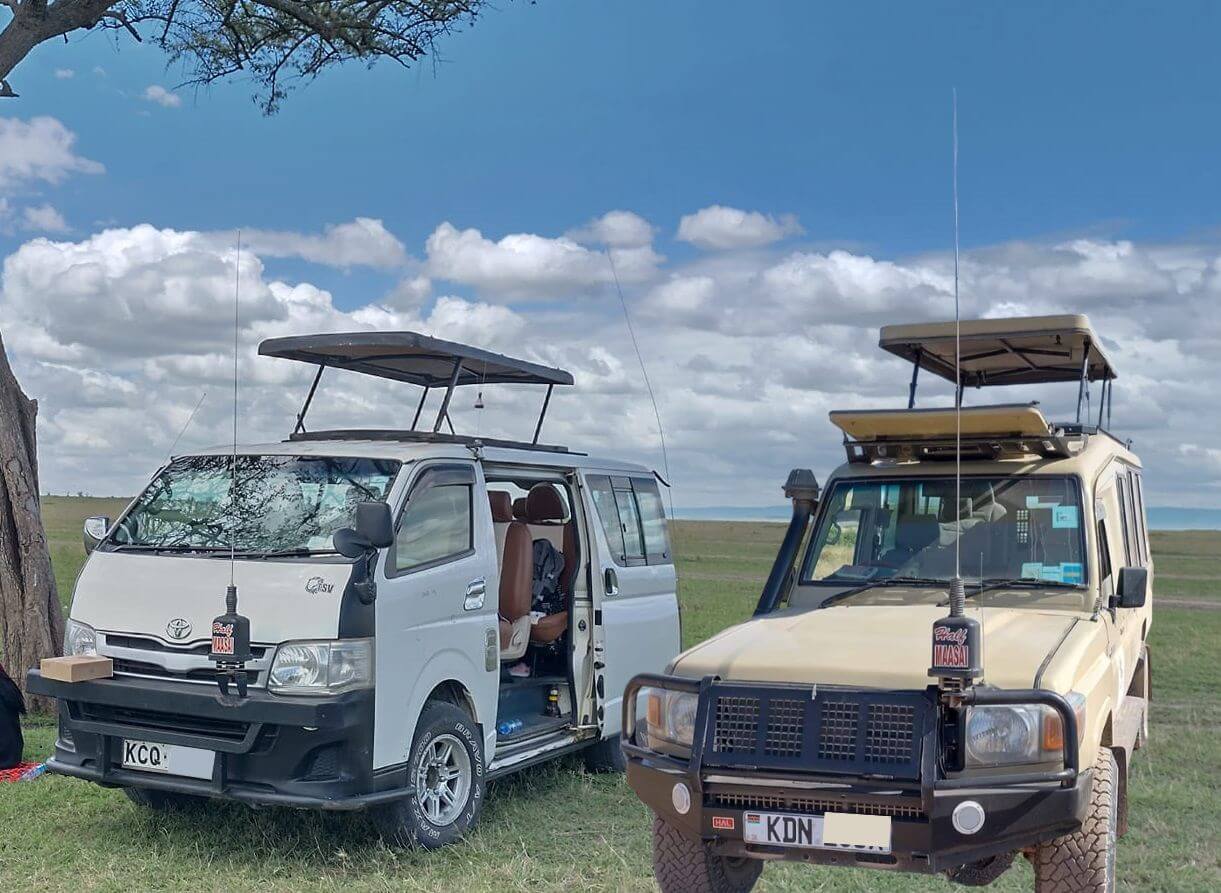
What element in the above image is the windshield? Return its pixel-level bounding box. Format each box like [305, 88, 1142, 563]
[108, 455, 401, 555]
[800, 475, 1087, 590]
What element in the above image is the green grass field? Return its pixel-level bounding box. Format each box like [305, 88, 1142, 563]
[3, 502, 1218, 891]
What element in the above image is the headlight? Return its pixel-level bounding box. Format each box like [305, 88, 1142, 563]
[268, 639, 373, 695]
[964, 692, 1085, 767]
[64, 619, 97, 656]
[635, 686, 698, 759]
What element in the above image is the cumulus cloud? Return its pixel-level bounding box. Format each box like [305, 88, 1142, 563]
[425, 221, 662, 297]
[142, 85, 182, 108]
[20, 204, 69, 233]
[677, 204, 803, 250]
[0, 115, 104, 191]
[566, 210, 655, 248]
[236, 218, 409, 270]
[3, 215, 1221, 509]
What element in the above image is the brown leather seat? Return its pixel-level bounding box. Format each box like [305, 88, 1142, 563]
[512, 497, 528, 521]
[491, 492, 532, 660]
[524, 484, 575, 644]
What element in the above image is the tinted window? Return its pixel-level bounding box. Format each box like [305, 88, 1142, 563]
[394, 484, 472, 572]
[1133, 472, 1149, 564]
[587, 475, 671, 566]
[633, 478, 671, 562]
[589, 477, 626, 560]
[1116, 476, 1133, 566]
[614, 487, 646, 561]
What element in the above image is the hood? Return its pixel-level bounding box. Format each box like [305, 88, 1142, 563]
[672, 602, 1080, 691]
[69, 551, 353, 646]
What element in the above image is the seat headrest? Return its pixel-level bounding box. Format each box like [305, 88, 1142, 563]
[512, 497, 528, 521]
[895, 518, 939, 551]
[489, 491, 514, 523]
[526, 483, 567, 523]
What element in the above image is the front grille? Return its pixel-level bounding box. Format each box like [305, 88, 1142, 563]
[713, 696, 760, 754]
[110, 658, 261, 686]
[708, 792, 924, 820]
[77, 703, 251, 742]
[702, 684, 929, 779]
[104, 633, 268, 659]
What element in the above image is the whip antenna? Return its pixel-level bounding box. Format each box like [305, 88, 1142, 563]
[929, 88, 981, 690]
[606, 248, 675, 519]
[209, 231, 252, 698]
[166, 391, 207, 460]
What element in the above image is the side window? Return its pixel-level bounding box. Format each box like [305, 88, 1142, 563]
[1115, 476, 1133, 566]
[1133, 472, 1149, 565]
[587, 474, 671, 566]
[1097, 518, 1113, 591]
[393, 482, 473, 573]
[632, 477, 672, 563]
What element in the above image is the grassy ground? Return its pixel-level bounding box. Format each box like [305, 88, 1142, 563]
[3, 505, 1218, 891]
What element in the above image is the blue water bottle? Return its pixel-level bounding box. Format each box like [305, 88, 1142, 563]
[497, 718, 523, 737]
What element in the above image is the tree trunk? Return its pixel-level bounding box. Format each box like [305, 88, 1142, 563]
[0, 331, 63, 712]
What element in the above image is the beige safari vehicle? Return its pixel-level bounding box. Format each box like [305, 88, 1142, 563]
[623, 316, 1152, 893]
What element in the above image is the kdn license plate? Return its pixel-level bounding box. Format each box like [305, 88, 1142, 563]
[121, 739, 215, 780]
[743, 811, 892, 853]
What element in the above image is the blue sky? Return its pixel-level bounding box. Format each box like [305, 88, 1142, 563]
[2, 1, 1221, 505]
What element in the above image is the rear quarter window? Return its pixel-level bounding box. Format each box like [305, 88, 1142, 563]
[587, 474, 671, 566]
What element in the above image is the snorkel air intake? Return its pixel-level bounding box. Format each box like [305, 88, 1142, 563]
[754, 468, 820, 616]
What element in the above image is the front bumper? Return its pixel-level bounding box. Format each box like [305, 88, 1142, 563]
[27, 670, 403, 810]
[622, 674, 1089, 874]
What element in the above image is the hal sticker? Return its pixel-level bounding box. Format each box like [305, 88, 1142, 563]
[1053, 506, 1080, 529]
[1061, 562, 1084, 584]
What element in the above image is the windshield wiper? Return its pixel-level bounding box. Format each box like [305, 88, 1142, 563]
[820, 574, 948, 609]
[108, 543, 230, 554]
[239, 548, 341, 559]
[976, 577, 1085, 592]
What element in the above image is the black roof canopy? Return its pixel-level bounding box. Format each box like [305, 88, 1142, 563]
[258, 331, 574, 388]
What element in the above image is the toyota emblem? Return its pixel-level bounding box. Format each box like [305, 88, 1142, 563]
[166, 618, 192, 640]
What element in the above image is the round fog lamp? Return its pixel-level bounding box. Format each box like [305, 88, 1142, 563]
[952, 800, 986, 835]
[671, 782, 692, 815]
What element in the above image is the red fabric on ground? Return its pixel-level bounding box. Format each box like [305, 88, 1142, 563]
[0, 761, 40, 782]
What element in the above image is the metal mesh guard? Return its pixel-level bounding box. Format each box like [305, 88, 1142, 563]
[713, 696, 759, 753]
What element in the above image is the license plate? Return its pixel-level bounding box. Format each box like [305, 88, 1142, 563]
[121, 739, 215, 780]
[742, 811, 891, 853]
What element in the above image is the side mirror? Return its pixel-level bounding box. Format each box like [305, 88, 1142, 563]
[1114, 567, 1148, 609]
[333, 501, 394, 558]
[83, 516, 110, 555]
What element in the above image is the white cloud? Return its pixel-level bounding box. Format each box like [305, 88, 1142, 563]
[567, 210, 655, 248]
[677, 204, 804, 250]
[238, 218, 409, 270]
[4, 216, 1221, 509]
[142, 85, 182, 108]
[0, 116, 104, 191]
[425, 221, 662, 297]
[21, 204, 69, 233]
[54, 69, 75, 80]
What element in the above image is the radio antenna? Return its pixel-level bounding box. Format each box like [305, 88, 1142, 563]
[606, 248, 675, 520]
[230, 232, 241, 583]
[166, 391, 207, 460]
[952, 87, 963, 599]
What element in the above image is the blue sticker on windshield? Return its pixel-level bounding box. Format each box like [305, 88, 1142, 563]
[1061, 562, 1084, 584]
[1020, 562, 1043, 580]
[1040, 565, 1065, 583]
[1052, 506, 1079, 529]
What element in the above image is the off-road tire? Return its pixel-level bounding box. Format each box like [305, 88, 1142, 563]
[371, 700, 485, 849]
[1034, 748, 1118, 892]
[945, 851, 1016, 886]
[583, 735, 627, 773]
[652, 814, 762, 893]
[122, 787, 205, 812]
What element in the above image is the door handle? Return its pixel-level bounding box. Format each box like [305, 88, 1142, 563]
[604, 567, 619, 597]
[464, 578, 486, 612]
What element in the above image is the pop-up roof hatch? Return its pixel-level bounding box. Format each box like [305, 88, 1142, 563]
[259, 331, 574, 450]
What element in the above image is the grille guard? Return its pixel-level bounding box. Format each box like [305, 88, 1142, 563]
[622, 674, 1080, 795]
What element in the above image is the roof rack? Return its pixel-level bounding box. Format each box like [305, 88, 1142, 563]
[258, 331, 573, 445]
[879, 314, 1117, 429]
[286, 429, 578, 454]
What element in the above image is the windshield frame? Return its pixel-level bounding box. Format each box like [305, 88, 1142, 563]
[99, 452, 405, 560]
[796, 472, 1090, 589]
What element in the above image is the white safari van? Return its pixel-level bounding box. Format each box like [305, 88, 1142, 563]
[29, 332, 680, 847]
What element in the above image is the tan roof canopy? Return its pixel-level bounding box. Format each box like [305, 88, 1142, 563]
[879, 315, 1115, 387]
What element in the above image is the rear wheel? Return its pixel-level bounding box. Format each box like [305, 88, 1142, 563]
[371, 700, 485, 849]
[122, 787, 205, 812]
[583, 735, 627, 773]
[1034, 748, 1118, 893]
[652, 814, 762, 893]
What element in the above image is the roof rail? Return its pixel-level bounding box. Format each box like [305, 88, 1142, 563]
[285, 429, 579, 455]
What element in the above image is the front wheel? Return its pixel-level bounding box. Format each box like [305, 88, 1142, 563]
[652, 814, 762, 893]
[371, 700, 486, 849]
[1034, 747, 1118, 892]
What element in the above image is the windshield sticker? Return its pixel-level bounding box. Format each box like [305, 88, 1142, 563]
[1020, 562, 1043, 580]
[1040, 564, 1065, 583]
[1026, 496, 1061, 509]
[1061, 562, 1084, 584]
[1053, 506, 1079, 529]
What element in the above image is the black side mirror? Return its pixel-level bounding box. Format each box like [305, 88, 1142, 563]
[1114, 567, 1148, 609]
[333, 501, 394, 558]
